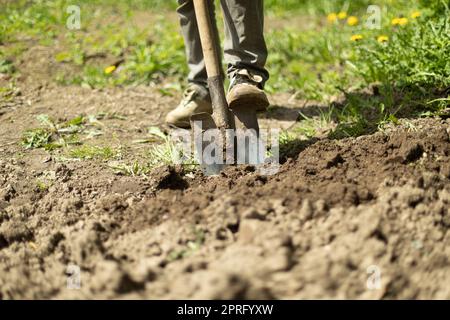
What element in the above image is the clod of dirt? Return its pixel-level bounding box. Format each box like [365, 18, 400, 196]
[59, 197, 83, 213]
[440, 163, 450, 179]
[325, 153, 345, 169]
[90, 260, 145, 295]
[0, 220, 33, 247]
[68, 223, 106, 268]
[42, 232, 65, 256]
[0, 185, 16, 202]
[169, 270, 271, 299]
[128, 258, 158, 283]
[0, 235, 7, 249]
[238, 219, 266, 244]
[55, 164, 72, 182]
[95, 195, 128, 214]
[299, 199, 314, 221]
[150, 166, 188, 190]
[398, 141, 424, 164]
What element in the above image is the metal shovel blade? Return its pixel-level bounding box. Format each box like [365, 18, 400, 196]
[232, 106, 262, 166]
[190, 112, 226, 176]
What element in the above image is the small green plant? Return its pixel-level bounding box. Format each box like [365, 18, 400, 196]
[108, 160, 150, 176]
[167, 228, 205, 262]
[108, 127, 198, 176]
[22, 128, 53, 149]
[36, 180, 50, 192]
[0, 83, 21, 101]
[145, 127, 197, 171]
[21, 114, 88, 150]
[67, 145, 118, 160]
[0, 59, 14, 74]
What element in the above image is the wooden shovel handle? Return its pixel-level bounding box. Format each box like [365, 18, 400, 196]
[193, 0, 234, 130]
[193, 0, 221, 78]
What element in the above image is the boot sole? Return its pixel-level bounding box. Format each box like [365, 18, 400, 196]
[227, 93, 270, 111]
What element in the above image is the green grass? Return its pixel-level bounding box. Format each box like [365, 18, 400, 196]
[145, 127, 196, 170]
[22, 128, 53, 149]
[21, 114, 85, 150]
[36, 180, 51, 192]
[67, 145, 118, 160]
[108, 161, 150, 177]
[134, 126, 196, 172]
[3, 0, 447, 103]
[20, 114, 111, 151]
[269, 0, 450, 145]
[0, 59, 14, 74]
[107, 126, 197, 176]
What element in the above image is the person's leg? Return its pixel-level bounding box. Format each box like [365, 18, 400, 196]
[221, 0, 269, 87]
[177, 0, 222, 87]
[220, 0, 269, 110]
[166, 0, 221, 128]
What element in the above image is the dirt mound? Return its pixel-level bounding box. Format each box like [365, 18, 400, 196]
[0, 102, 449, 299]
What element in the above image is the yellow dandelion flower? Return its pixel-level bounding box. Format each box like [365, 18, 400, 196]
[104, 65, 116, 74]
[398, 17, 408, 25]
[392, 17, 408, 26]
[411, 11, 421, 19]
[338, 12, 348, 19]
[350, 34, 363, 42]
[377, 35, 389, 43]
[347, 16, 359, 26]
[327, 13, 338, 23]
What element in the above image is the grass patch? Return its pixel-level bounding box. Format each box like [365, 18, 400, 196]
[108, 160, 150, 176]
[109, 126, 198, 176]
[0, 59, 14, 74]
[21, 113, 111, 151]
[0, 83, 21, 101]
[67, 145, 118, 160]
[22, 128, 54, 149]
[140, 127, 197, 171]
[21, 114, 86, 150]
[36, 180, 50, 192]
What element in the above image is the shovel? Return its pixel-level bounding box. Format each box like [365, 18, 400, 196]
[190, 0, 261, 175]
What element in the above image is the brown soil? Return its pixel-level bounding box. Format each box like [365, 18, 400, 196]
[1, 80, 449, 299]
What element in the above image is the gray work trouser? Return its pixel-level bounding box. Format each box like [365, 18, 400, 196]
[177, 0, 269, 88]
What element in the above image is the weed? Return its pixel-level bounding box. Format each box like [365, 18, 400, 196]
[0, 83, 20, 101]
[22, 128, 53, 149]
[21, 114, 93, 150]
[36, 180, 50, 192]
[167, 228, 205, 262]
[68, 145, 118, 160]
[108, 160, 150, 176]
[145, 127, 197, 171]
[0, 59, 14, 74]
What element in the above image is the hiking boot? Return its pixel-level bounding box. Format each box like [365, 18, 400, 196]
[165, 83, 212, 128]
[227, 69, 269, 111]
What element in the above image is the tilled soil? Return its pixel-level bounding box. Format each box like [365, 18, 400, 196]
[0, 84, 449, 299]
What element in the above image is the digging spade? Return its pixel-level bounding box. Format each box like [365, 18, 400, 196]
[190, 0, 261, 175]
